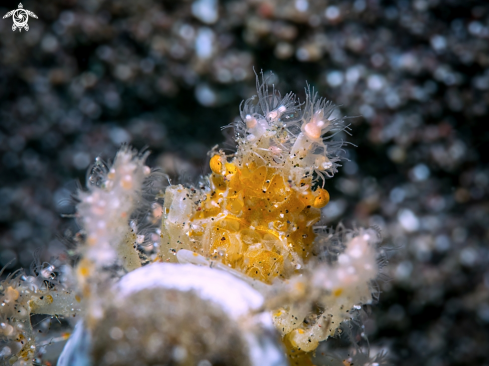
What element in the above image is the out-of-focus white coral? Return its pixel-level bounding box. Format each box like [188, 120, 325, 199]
[76, 147, 149, 272]
[58, 263, 287, 366]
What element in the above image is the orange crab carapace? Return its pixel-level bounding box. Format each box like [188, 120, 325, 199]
[188, 154, 330, 283]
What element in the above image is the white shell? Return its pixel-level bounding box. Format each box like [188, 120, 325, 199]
[116, 263, 264, 319]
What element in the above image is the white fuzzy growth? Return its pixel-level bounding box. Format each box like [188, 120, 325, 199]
[29, 290, 82, 316]
[273, 228, 381, 352]
[158, 185, 195, 262]
[314, 229, 379, 306]
[273, 302, 310, 336]
[77, 148, 147, 267]
[288, 103, 338, 177]
[166, 186, 194, 227]
[289, 131, 314, 158]
[313, 229, 379, 338]
[268, 105, 286, 121]
[236, 75, 345, 189]
[245, 114, 269, 139]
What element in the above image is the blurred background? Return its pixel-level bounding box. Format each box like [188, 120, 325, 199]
[0, 0, 488, 365]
